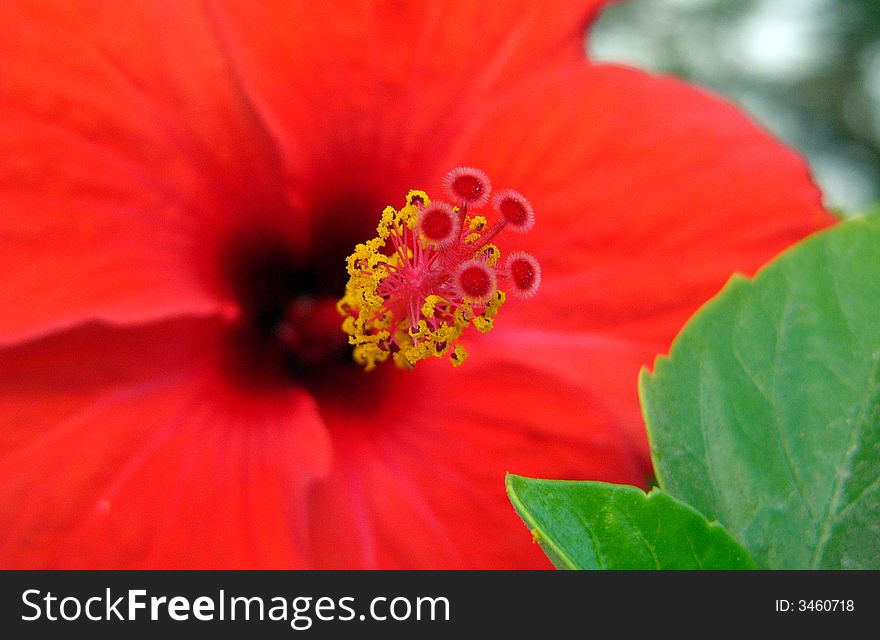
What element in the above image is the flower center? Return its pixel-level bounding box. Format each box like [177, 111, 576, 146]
[216, 196, 380, 393]
[338, 168, 541, 371]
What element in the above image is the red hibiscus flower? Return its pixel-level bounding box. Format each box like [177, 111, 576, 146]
[0, 1, 831, 568]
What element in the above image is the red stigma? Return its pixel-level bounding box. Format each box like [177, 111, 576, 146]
[511, 260, 534, 288]
[492, 189, 535, 233]
[501, 200, 526, 225]
[418, 202, 458, 247]
[443, 167, 491, 208]
[455, 176, 482, 200]
[506, 251, 541, 298]
[456, 260, 496, 302]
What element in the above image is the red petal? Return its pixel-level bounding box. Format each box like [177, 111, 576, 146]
[485, 326, 657, 455]
[439, 64, 833, 344]
[0, 1, 298, 345]
[206, 1, 611, 195]
[0, 319, 331, 568]
[308, 349, 648, 569]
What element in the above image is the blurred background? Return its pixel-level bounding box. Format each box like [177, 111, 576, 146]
[590, 0, 880, 216]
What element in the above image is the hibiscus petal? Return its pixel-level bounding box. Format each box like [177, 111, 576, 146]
[0, 1, 299, 345]
[484, 326, 659, 455]
[0, 319, 331, 568]
[206, 1, 611, 200]
[308, 347, 648, 569]
[438, 63, 833, 343]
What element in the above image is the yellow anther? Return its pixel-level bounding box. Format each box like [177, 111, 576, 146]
[450, 345, 469, 366]
[480, 243, 501, 266]
[473, 316, 494, 333]
[468, 215, 487, 231]
[421, 295, 445, 318]
[484, 290, 506, 319]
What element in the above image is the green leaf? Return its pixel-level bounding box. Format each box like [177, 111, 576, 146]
[640, 217, 880, 569]
[862, 203, 880, 219]
[505, 474, 754, 569]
